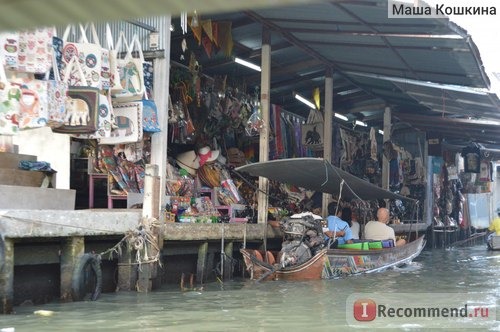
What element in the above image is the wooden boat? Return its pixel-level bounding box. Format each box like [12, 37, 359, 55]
[487, 235, 500, 250]
[241, 236, 425, 281]
[236, 158, 427, 281]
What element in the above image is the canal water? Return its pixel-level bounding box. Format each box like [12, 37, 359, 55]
[1, 245, 499, 331]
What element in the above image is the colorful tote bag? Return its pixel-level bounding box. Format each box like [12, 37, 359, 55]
[11, 75, 49, 129]
[106, 24, 123, 94]
[0, 64, 21, 135]
[60, 24, 102, 89]
[0, 31, 19, 70]
[98, 101, 143, 145]
[112, 34, 145, 102]
[142, 94, 160, 133]
[143, 61, 153, 98]
[17, 27, 55, 74]
[81, 23, 111, 90]
[73, 92, 113, 139]
[52, 57, 99, 134]
[46, 48, 68, 128]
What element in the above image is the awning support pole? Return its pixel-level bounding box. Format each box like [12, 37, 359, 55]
[257, 29, 271, 224]
[322, 68, 333, 217]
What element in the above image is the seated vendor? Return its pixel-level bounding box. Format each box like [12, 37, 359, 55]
[364, 208, 406, 247]
[489, 210, 500, 236]
[324, 202, 353, 248]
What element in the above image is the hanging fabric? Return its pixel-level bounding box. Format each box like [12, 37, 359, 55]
[301, 108, 323, 151]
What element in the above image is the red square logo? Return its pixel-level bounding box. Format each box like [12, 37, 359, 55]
[353, 298, 377, 321]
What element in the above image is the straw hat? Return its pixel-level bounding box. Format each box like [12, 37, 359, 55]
[175, 150, 200, 176]
[197, 146, 220, 166]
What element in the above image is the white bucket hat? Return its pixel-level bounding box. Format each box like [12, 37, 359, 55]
[197, 146, 220, 166]
[176, 150, 200, 176]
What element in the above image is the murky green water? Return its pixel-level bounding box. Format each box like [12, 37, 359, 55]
[1, 245, 499, 331]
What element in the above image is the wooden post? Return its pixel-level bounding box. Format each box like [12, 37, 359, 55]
[322, 68, 333, 217]
[0, 238, 14, 314]
[257, 28, 271, 224]
[137, 164, 160, 292]
[150, 15, 171, 218]
[382, 106, 391, 190]
[60, 236, 84, 301]
[223, 241, 234, 280]
[117, 248, 136, 291]
[196, 242, 208, 285]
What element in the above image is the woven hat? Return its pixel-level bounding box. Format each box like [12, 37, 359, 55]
[197, 146, 220, 166]
[176, 150, 200, 176]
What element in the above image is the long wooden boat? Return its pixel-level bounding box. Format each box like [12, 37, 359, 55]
[241, 236, 426, 281]
[236, 158, 426, 281]
[487, 235, 500, 250]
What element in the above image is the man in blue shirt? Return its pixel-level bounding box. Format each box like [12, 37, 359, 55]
[324, 202, 353, 248]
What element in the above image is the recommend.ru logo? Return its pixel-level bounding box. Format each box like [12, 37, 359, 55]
[347, 293, 497, 329]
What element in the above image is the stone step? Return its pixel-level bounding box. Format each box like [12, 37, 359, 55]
[0, 152, 37, 169]
[0, 169, 55, 187]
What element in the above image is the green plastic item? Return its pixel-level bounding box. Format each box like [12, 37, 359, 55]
[368, 241, 383, 249]
[338, 242, 369, 250]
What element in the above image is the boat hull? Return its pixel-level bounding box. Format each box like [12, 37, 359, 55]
[487, 235, 500, 250]
[325, 236, 426, 278]
[241, 236, 426, 281]
[240, 249, 327, 281]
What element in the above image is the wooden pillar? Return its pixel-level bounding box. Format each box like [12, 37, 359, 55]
[150, 15, 171, 217]
[196, 242, 208, 285]
[223, 241, 233, 280]
[60, 236, 84, 301]
[117, 249, 136, 291]
[382, 106, 391, 190]
[322, 68, 333, 217]
[0, 238, 14, 314]
[257, 29, 271, 224]
[137, 164, 160, 292]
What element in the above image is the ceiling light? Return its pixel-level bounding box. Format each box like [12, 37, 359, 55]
[337, 88, 361, 96]
[355, 120, 367, 127]
[234, 57, 261, 72]
[334, 113, 348, 121]
[378, 129, 384, 135]
[294, 93, 316, 109]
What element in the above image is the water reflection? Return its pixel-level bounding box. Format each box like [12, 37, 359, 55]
[1, 245, 499, 331]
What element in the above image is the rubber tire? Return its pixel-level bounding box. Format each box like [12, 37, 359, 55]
[71, 253, 102, 301]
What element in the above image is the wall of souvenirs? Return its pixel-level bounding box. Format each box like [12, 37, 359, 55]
[0, 24, 430, 226]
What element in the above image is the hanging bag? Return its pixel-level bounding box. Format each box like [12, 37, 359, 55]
[141, 91, 160, 133]
[52, 56, 99, 134]
[60, 24, 102, 88]
[112, 34, 145, 102]
[301, 108, 324, 151]
[45, 46, 68, 128]
[10, 72, 49, 129]
[17, 27, 55, 74]
[80, 23, 111, 90]
[98, 101, 143, 145]
[0, 65, 21, 135]
[107, 25, 124, 94]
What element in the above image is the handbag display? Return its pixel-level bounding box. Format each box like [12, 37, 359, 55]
[52, 56, 99, 134]
[112, 34, 145, 102]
